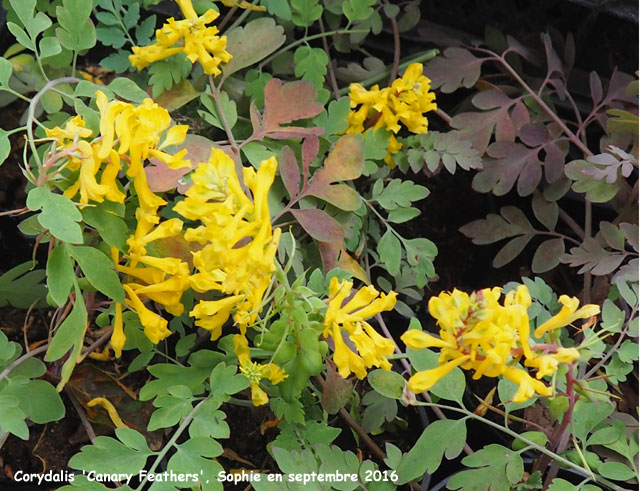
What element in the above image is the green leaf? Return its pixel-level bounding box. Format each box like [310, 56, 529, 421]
[223, 18, 285, 78]
[378, 230, 402, 276]
[511, 431, 548, 451]
[166, 437, 224, 491]
[39, 36, 62, 59]
[82, 206, 128, 250]
[571, 400, 614, 442]
[547, 479, 577, 491]
[262, 0, 292, 19]
[0, 395, 29, 440]
[396, 419, 467, 484]
[69, 246, 124, 303]
[361, 391, 397, 433]
[45, 284, 87, 362]
[367, 369, 405, 399]
[406, 347, 465, 404]
[56, 0, 96, 51]
[343, 0, 376, 22]
[148, 394, 193, 431]
[189, 399, 229, 439]
[0, 261, 47, 309]
[2, 378, 65, 424]
[294, 46, 328, 90]
[7, 22, 36, 51]
[387, 207, 420, 224]
[209, 363, 250, 397]
[68, 433, 153, 475]
[565, 159, 620, 203]
[597, 462, 636, 481]
[314, 97, 350, 137]
[139, 362, 214, 401]
[199, 90, 237, 131]
[0, 129, 10, 167]
[448, 444, 524, 491]
[26, 187, 83, 243]
[0, 58, 13, 86]
[108, 77, 148, 103]
[47, 244, 75, 307]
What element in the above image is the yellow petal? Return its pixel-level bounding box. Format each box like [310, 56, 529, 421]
[407, 355, 470, 393]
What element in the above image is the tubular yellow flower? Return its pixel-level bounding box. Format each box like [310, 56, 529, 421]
[110, 303, 125, 358]
[534, 295, 600, 338]
[123, 285, 172, 344]
[87, 397, 127, 428]
[402, 286, 599, 403]
[323, 278, 397, 379]
[129, 0, 232, 76]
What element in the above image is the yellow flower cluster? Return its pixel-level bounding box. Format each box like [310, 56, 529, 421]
[46, 91, 191, 208]
[233, 334, 287, 406]
[173, 149, 281, 340]
[401, 287, 600, 403]
[129, 0, 232, 76]
[324, 278, 397, 379]
[346, 63, 437, 167]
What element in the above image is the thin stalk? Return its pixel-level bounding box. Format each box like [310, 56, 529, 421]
[319, 18, 340, 99]
[135, 398, 209, 491]
[388, 14, 401, 84]
[0, 344, 49, 383]
[337, 50, 439, 96]
[258, 30, 369, 70]
[26, 77, 81, 171]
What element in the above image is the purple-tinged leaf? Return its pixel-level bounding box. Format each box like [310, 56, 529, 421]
[262, 79, 324, 131]
[249, 100, 260, 133]
[155, 80, 199, 112]
[451, 100, 518, 154]
[510, 100, 530, 133]
[268, 126, 324, 139]
[560, 237, 626, 275]
[279, 146, 300, 199]
[459, 206, 534, 245]
[318, 240, 369, 283]
[519, 123, 548, 147]
[619, 223, 638, 252]
[543, 141, 566, 183]
[472, 142, 542, 196]
[589, 71, 603, 106]
[541, 33, 563, 78]
[599, 222, 626, 251]
[493, 234, 533, 268]
[308, 183, 361, 211]
[322, 361, 353, 414]
[506, 35, 539, 65]
[291, 208, 344, 242]
[603, 69, 636, 105]
[302, 135, 319, 171]
[424, 47, 485, 94]
[532, 238, 564, 273]
[532, 192, 558, 231]
[472, 90, 512, 110]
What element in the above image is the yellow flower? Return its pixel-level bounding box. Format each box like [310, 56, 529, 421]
[323, 278, 397, 379]
[346, 63, 437, 167]
[233, 334, 287, 406]
[534, 295, 600, 338]
[129, 0, 232, 77]
[110, 303, 125, 358]
[401, 286, 598, 403]
[123, 285, 172, 344]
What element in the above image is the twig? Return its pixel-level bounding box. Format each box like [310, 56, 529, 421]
[0, 344, 48, 383]
[218, 5, 239, 32]
[388, 14, 401, 84]
[80, 327, 114, 360]
[319, 18, 340, 99]
[65, 387, 97, 444]
[558, 208, 585, 240]
[435, 108, 453, 126]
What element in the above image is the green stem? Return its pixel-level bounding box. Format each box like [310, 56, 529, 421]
[134, 398, 209, 491]
[26, 77, 81, 172]
[413, 400, 624, 491]
[258, 29, 369, 70]
[337, 49, 439, 96]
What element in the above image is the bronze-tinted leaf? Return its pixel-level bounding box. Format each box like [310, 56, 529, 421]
[519, 123, 548, 147]
[222, 18, 286, 79]
[589, 71, 603, 106]
[532, 238, 564, 273]
[543, 141, 566, 183]
[155, 80, 200, 112]
[301, 135, 319, 171]
[291, 208, 344, 242]
[424, 47, 484, 94]
[308, 183, 361, 211]
[317, 134, 364, 183]
[262, 79, 324, 131]
[472, 142, 542, 196]
[531, 191, 558, 231]
[279, 146, 300, 198]
[321, 362, 353, 415]
[493, 234, 533, 268]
